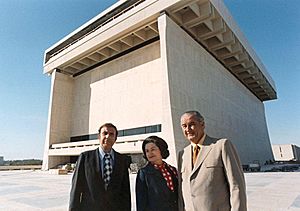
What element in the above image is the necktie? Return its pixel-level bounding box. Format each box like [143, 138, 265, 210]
[192, 145, 200, 168]
[103, 153, 112, 190]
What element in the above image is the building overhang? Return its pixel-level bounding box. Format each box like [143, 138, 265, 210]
[43, 0, 276, 101]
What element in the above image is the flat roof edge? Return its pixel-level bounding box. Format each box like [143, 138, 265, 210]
[44, 0, 144, 64]
[210, 0, 276, 91]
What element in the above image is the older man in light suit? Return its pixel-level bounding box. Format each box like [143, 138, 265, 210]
[178, 111, 247, 211]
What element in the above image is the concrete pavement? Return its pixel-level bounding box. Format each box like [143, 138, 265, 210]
[0, 170, 300, 210]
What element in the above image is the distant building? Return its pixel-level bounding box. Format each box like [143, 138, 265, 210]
[272, 144, 300, 162]
[42, 0, 276, 170]
[0, 156, 4, 165]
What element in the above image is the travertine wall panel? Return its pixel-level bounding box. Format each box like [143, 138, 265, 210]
[70, 42, 163, 135]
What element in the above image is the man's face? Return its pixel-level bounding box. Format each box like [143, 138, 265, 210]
[99, 126, 117, 152]
[180, 113, 205, 144]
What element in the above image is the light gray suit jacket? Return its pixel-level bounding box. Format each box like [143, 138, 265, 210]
[178, 135, 247, 211]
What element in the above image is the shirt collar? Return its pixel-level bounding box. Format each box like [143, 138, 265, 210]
[191, 134, 206, 148]
[153, 161, 166, 169]
[98, 146, 115, 161]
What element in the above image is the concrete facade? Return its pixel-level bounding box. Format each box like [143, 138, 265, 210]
[42, 0, 276, 170]
[272, 144, 300, 162]
[160, 15, 272, 164]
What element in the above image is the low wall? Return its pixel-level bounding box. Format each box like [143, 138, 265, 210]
[0, 165, 42, 171]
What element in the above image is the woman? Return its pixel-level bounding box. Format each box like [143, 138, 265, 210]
[136, 136, 178, 211]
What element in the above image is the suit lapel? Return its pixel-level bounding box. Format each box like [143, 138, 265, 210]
[91, 149, 105, 197]
[183, 146, 193, 174]
[109, 150, 122, 186]
[191, 136, 213, 175]
[93, 149, 106, 190]
[146, 163, 165, 180]
[94, 149, 101, 175]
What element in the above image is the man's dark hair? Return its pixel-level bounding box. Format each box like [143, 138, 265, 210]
[98, 123, 118, 137]
[142, 136, 170, 160]
[182, 110, 204, 122]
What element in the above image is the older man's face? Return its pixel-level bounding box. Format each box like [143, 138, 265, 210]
[180, 114, 205, 144]
[99, 126, 117, 152]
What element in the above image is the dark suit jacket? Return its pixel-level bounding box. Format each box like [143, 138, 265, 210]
[136, 162, 178, 211]
[69, 148, 131, 211]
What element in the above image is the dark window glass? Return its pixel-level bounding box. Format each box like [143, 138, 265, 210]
[70, 124, 162, 142]
[123, 127, 146, 136]
[89, 134, 98, 140]
[118, 130, 124, 137]
[70, 135, 89, 142]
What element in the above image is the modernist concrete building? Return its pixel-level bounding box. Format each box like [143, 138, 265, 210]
[42, 0, 277, 170]
[272, 144, 300, 162]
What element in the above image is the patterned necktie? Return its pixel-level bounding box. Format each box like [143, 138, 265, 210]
[103, 153, 112, 190]
[192, 145, 200, 168]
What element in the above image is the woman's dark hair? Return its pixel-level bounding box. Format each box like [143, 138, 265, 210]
[142, 136, 170, 160]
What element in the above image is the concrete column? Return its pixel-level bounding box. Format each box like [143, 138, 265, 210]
[42, 70, 74, 170]
[158, 14, 178, 166]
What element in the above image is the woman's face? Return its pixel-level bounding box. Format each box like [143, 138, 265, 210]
[145, 142, 163, 165]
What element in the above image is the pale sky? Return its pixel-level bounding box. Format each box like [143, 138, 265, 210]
[0, 0, 299, 160]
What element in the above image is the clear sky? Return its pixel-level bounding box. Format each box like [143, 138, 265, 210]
[0, 0, 299, 160]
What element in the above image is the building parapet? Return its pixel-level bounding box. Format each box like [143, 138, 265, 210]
[43, 0, 276, 101]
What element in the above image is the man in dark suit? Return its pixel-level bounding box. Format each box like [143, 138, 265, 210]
[69, 123, 131, 211]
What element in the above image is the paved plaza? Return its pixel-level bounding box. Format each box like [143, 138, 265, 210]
[0, 170, 300, 210]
